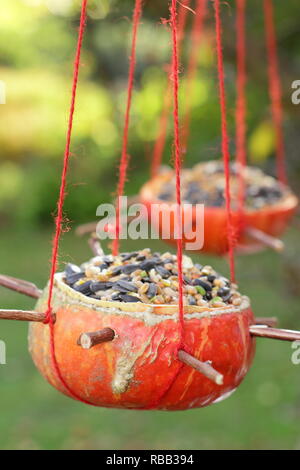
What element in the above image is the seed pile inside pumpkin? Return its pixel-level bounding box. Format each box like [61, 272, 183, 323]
[63, 249, 243, 307]
[157, 161, 290, 210]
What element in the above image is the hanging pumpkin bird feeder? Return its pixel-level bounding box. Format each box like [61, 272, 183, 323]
[140, 160, 298, 255]
[78, 0, 298, 256]
[1, 0, 300, 411]
[28, 252, 256, 410]
[139, 0, 298, 256]
[1, 250, 299, 410]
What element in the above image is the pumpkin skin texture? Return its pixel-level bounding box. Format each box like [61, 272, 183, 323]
[28, 274, 256, 410]
[139, 172, 298, 255]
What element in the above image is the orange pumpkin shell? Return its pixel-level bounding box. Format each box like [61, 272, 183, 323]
[140, 171, 298, 255]
[28, 273, 256, 410]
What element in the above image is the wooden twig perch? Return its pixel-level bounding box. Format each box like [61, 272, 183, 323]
[76, 221, 98, 237]
[88, 235, 104, 257]
[76, 195, 141, 237]
[77, 328, 115, 349]
[254, 317, 278, 328]
[178, 350, 224, 385]
[77, 330, 224, 385]
[245, 227, 284, 252]
[0, 309, 47, 322]
[250, 325, 300, 342]
[0, 274, 42, 299]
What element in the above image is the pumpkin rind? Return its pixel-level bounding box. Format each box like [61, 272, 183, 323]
[140, 172, 298, 255]
[28, 274, 255, 410]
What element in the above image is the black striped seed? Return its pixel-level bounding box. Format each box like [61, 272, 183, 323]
[90, 281, 114, 293]
[121, 264, 140, 275]
[111, 293, 122, 301]
[193, 278, 212, 291]
[222, 292, 232, 302]
[65, 264, 85, 285]
[155, 265, 171, 278]
[73, 281, 92, 295]
[147, 283, 158, 298]
[139, 258, 163, 271]
[119, 294, 140, 303]
[114, 280, 138, 293]
[65, 272, 85, 285]
[112, 266, 122, 276]
[65, 263, 81, 276]
[217, 287, 231, 298]
[121, 252, 138, 262]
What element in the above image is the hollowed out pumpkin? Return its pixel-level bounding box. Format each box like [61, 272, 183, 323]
[28, 273, 255, 410]
[139, 171, 298, 255]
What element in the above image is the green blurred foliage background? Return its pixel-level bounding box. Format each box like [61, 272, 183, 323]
[0, 0, 299, 228]
[0, 0, 300, 450]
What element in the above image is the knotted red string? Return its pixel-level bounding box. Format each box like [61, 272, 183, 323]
[263, 0, 287, 184]
[181, 0, 208, 153]
[150, 0, 191, 178]
[44, 1, 94, 405]
[214, 0, 236, 282]
[172, 3, 185, 354]
[151, 82, 172, 179]
[148, 0, 186, 409]
[112, 0, 143, 256]
[235, 0, 247, 226]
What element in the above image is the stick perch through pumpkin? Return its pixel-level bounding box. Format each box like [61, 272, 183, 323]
[0, 274, 299, 341]
[0, 274, 42, 299]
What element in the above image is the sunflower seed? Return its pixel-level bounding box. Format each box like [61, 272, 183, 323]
[147, 283, 158, 298]
[139, 258, 163, 271]
[193, 278, 212, 291]
[155, 265, 171, 278]
[90, 281, 114, 293]
[121, 252, 138, 261]
[115, 280, 138, 293]
[119, 294, 141, 303]
[73, 280, 92, 295]
[122, 264, 140, 275]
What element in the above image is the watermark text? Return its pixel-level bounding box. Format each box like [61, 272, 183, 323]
[291, 80, 300, 105]
[0, 340, 6, 365]
[95, 197, 204, 250]
[291, 340, 300, 365]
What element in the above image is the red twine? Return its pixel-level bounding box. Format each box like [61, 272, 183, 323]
[150, 0, 191, 178]
[214, 0, 236, 282]
[235, 0, 247, 240]
[112, 0, 143, 256]
[148, 0, 186, 409]
[235, 0, 247, 217]
[181, 0, 208, 153]
[263, 0, 286, 184]
[235, 0, 247, 172]
[44, 1, 94, 405]
[171, 1, 185, 352]
[151, 83, 172, 179]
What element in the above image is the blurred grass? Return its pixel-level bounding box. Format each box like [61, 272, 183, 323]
[1, 226, 300, 450]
